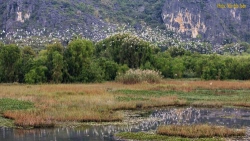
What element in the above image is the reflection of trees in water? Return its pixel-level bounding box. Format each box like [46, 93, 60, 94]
[1, 107, 250, 141]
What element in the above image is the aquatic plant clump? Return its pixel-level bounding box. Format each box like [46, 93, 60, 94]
[116, 69, 162, 84]
[157, 124, 246, 138]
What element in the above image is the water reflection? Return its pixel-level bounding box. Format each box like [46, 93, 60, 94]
[0, 107, 250, 141]
[150, 107, 250, 128]
[0, 127, 117, 141]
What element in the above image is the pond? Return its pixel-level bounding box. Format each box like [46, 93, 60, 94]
[1, 107, 250, 141]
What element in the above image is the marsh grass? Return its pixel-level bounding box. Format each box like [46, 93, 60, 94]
[157, 125, 246, 138]
[191, 101, 223, 108]
[3, 110, 55, 128]
[116, 69, 162, 84]
[116, 88, 250, 107]
[112, 96, 187, 110]
[232, 102, 250, 107]
[0, 115, 14, 127]
[0, 80, 250, 128]
[51, 109, 123, 122]
[115, 132, 224, 141]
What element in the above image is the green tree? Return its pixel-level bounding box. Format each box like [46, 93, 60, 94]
[193, 55, 208, 77]
[98, 58, 119, 81]
[25, 66, 48, 84]
[117, 64, 129, 75]
[17, 46, 36, 83]
[80, 60, 104, 82]
[96, 33, 156, 68]
[0, 44, 21, 82]
[231, 57, 250, 80]
[46, 42, 64, 83]
[0, 42, 4, 82]
[24, 51, 48, 84]
[151, 52, 172, 78]
[171, 57, 185, 78]
[201, 55, 227, 80]
[52, 52, 63, 83]
[64, 38, 94, 82]
[181, 56, 193, 78]
[167, 46, 186, 57]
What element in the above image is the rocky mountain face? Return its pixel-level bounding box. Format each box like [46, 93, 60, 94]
[0, 0, 249, 50]
[0, 0, 115, 45]
[162, 0, 250, 47]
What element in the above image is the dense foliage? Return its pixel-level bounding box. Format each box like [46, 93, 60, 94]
[0, 33, 250, 84]
[96, 33, 157, 68]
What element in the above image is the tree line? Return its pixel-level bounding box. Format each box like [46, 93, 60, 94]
[0, 33, 250, 84]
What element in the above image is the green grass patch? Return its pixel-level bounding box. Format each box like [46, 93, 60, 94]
[115, 132, 224, 141]
[116, 96, 149, 102]
[115, 89, 250, 105]
[115, 89, 181, 97]
[0, 98, 34, 113]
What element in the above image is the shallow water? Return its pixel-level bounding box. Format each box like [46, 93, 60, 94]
[1, 107, 250, 141]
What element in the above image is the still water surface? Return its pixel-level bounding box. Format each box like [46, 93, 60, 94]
[1, 107, 250, 141]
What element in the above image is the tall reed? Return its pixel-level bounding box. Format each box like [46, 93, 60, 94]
[116, 69, 162, 84]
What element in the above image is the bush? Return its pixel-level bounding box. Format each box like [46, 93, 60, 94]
[116, 69, 162, 84]
[80, 61, 104, 83]
[98, 59, 119, 81]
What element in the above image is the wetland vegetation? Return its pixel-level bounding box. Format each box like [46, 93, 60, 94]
[0, 80, 250, 140]
[157, 124, 245, 138]
[0, 33, 250, 140]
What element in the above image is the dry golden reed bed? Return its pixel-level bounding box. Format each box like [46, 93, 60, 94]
[1, 80, 250, 128]
[157, 124, 246, 138]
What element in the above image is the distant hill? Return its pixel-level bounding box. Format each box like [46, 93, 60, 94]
[0, 0, 249, 51]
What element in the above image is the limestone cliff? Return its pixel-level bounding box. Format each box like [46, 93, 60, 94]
[162, 0, 250, 45]
[0, 0, 249, 49]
